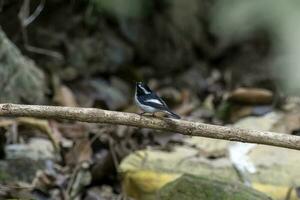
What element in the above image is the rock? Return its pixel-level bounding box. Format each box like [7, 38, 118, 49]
[122, 170, 180, 200]
[249, 145, 300, 186]
[232, 112, 282, 131]
[158, 174, 272, 200]
[5, 138, 55, 160]
[0, 28, 46, 104]
[0, 158, 46, 183]
[119, 146, 237, 183]
[119, 112, 300, 199]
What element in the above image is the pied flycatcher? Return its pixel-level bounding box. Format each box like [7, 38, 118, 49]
[135, 82, 180, 119]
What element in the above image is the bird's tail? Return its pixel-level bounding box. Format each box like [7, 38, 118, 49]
[165, 110, 181, 119]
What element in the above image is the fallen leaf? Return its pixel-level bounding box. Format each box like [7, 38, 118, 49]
[228, 88, 273, 104]
[53, 85, 78, 107]
[65, 138, 92, 166]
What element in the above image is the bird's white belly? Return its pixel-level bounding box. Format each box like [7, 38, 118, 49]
[135, 94, 159, 113]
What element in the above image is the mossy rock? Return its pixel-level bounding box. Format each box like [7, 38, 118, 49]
[0, 28, 46, 104]
[0, 159, 46, 183]
[158, 174, 272, 200]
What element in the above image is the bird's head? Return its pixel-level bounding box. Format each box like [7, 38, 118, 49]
[136, 82, 152, 95]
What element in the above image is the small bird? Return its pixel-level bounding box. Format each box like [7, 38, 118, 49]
[135, 82, 180, 119]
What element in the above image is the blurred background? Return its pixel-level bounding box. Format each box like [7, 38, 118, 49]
[0, 0, 299, 199]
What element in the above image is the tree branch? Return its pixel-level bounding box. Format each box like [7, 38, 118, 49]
[0, 103, 299, 150]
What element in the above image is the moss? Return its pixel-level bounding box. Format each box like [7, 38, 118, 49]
[158, 174, 272, 200]
[0, 28, 46, 104]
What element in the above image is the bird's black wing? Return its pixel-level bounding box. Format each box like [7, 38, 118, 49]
[139, 93, 181, 119]
[139, 94, 169, 110]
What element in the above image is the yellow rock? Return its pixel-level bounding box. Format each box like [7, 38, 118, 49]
[120, 112, 300, 199]
[253, 183, 299, 200]
[122, 170, 180, 200]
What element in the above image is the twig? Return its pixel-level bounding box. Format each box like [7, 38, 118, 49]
[18, 0, 63, 59]
[22, 0, 45, 27]
[0, 103, 299, 150]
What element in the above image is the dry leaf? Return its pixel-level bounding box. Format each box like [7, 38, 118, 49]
[228, 88, 273, 104]
[65, 138, 92, 166]
[53, 85, 78, 107]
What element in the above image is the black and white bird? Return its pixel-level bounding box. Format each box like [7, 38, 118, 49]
[135, 82, 180, 119]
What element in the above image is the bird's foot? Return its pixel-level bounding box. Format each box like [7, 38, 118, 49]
[139, 112, 158, 118]
[139, 111, 146, 115]
[152, 112, 157, 117]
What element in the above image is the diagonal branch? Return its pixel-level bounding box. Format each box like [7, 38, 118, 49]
[0, 103, 299, 150]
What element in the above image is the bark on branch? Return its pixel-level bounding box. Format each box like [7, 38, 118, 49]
[0, 103, 299, 150]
